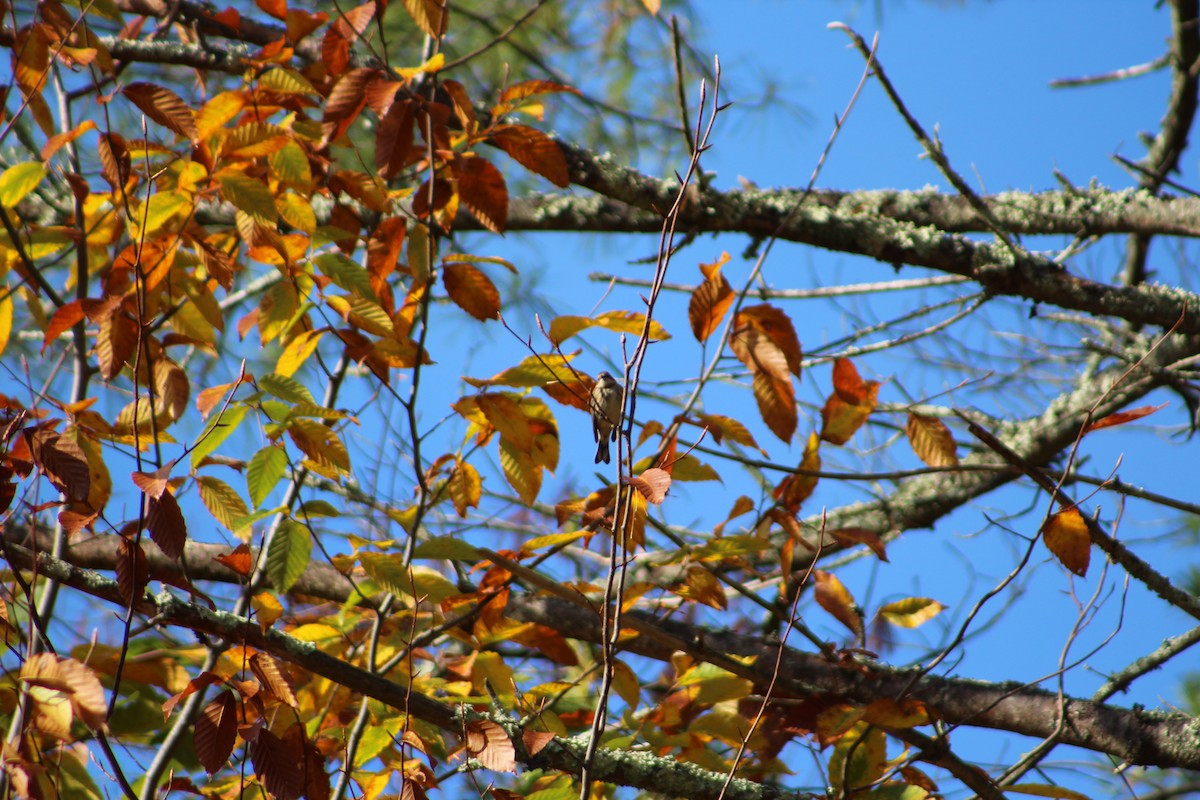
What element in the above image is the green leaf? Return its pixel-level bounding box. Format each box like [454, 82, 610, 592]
[247, 445, 287, 508]
[0, 162, 47, 208]
[266, 519, 311, 593]
[313, 252, 375, 300]
[412, 536, 481, 561]
[190, 405, 248, 469]
[259, 373, 316, 405]
[359, 553, 459, 604]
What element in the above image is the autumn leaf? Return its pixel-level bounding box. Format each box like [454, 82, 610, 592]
[878, 597, 946, 628]
[488, 124, 570, 187]
[813, 570, 862, 638]
[906, 413, 959, 467]
[1042, 506, 1091, 577]
[820, 359, 879, 445]
[443, 262, 501, 321]
[1082, 402, 1168, 435]
[688, 253, 734, 343]
[123, 82, 198, 140]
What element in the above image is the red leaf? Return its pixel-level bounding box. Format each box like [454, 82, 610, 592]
[1082, 402, 1168, 434]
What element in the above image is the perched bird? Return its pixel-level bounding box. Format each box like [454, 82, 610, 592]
[590, 371, 623, 464]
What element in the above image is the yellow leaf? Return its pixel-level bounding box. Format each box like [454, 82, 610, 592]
[1042, 506, 1091, 577]
[879, 597, 946, 628]
[0, 162, 47, 207]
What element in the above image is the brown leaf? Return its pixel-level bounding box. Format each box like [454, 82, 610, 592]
[488, 124, 569, 188]
[148, 490, 187, 560]
[813, 570, 862, 637]
[1042, 506, 1091, 577]
[905, 413, 959, 467]
[628, 467, 671, 505]
[97, 313, 138, 381]
[250, 727, 305, 800]
[522, 729, 555, 757]
[465, 720, 516, 773]
[26, 427, 91, 501]
[249, 653, 297, 708]
[688, 253, 734, 343]
[195, 691, 238, 774]
[753, 372, 797, 444]
[97, 131, 131, 189]
[56, 657, 108, 730]
[1082, 402, 1168, 435]
[443, 262, 501, 321]
[154, 359, 190, 423]
[116, 536, 149, 604]
[122, 82, 197, 140]
[829, 528, 888, 561]
[376, 97, 417, 179]
[321, 67, 378, 144]
[454, 156, 508, 233]
[131, 465, 171, 499]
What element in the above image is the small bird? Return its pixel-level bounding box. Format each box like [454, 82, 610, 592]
[589, 371, 623, 464]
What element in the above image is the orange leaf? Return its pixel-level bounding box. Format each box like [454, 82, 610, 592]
[215, 544, 253, 576]
[906, 413, 959, 467]
[455, 156, 508, 233]
[753, 372, 797, 444]
[488, 124, 569, 188]
[730, 304, 801, 381]
[498, 79, 580, 106]
[688, 254, 734, 343]
[1082, 402, 1168, 434]
[122, 83, 197, 140]
[40, 119, 97, 161]
[820, 364, 878, 446]
[1042, 506, 1091, 577]
[774, 432, 819, 512]
[43, 300, 85, 352]
[813, 570, 862, 637]
[443, 262, 501, 321]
